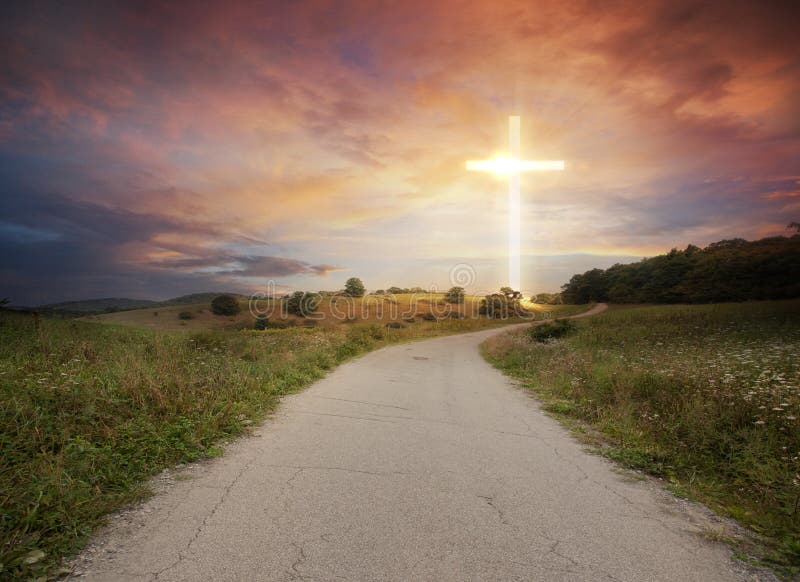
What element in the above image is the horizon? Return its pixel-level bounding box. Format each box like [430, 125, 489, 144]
[2, 1, 799, 304]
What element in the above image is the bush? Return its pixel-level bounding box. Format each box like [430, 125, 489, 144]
[253, 317, 268, 330]
[480, 294, 510, 318]
[526, 319, 577, 343]
[421, 312, 437, 321]
[178, 311, 193, 320]
[211, 294, 241, 316]
[284, 292, 321, 317]
[532, 292, 563, 305]
[386, 321, 404, 329]
[444, 286, 465, 304]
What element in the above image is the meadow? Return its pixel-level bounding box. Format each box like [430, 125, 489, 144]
[87, 293, 577, 332]
[0, 300, 585, 578]
[483, 300, 800, 574]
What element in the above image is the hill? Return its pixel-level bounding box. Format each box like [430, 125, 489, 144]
[561, 234, 800, 303]
[87, 293, 589, 332]
[25, 292, 247, 317]
[157, 292, 248, 306]
[33, 298, 159, 317]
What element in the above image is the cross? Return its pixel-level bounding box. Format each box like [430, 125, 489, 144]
[466, 116, 564, 291]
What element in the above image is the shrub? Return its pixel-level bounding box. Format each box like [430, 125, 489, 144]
[265, 319, 295, 329]
[253, 317, 268, 330]
[386, 321, 404, 329]
[211, 294, 241, 316]
[421, 312, 437, 321]
[344, 277, 366, 297]
[479, 294, 510, 318]
[532, 292, 563, 305]
[444, 286, 465, 304]
[526, 319, 577, 343]
[178, 311, 193, 320]
[284, 291, 321, 317]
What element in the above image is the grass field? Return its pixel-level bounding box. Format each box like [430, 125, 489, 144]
[0, 301, 586, 578]
[86, 293, 580, 332]
[482, 300, 800, 575]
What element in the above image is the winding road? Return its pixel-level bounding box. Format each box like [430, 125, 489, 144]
[73, 304, 758, 581]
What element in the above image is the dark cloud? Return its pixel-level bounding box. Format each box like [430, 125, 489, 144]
[0, 168, 341, 304]
[150, 254, 341, 278]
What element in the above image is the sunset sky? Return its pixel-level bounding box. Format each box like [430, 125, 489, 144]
[1, 1, 799, 304]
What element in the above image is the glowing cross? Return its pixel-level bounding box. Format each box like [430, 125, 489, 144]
[466, 116, 564, 290]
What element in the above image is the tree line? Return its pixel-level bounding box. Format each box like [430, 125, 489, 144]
[560, 232, 800, 304]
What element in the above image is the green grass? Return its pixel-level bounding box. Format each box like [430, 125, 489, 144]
[0, 303, 589, 578]
[482, 300, 800, 576]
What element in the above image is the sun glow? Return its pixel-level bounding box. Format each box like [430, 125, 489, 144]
[465, 157, 565, 175]
[466, 116, 566, 291]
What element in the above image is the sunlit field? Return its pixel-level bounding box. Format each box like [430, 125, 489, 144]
[0, 301, 588, 578]
[483, 300, 800, 574]
[87, 293, 584, 331]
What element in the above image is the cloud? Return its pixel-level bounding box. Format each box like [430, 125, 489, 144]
[0, 0, 798, 301]
[150, 253, 341, 278]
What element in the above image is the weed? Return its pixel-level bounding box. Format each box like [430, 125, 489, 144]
[483, 300, 800, 575]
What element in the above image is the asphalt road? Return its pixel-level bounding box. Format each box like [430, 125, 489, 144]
[72, 305, 757, 581]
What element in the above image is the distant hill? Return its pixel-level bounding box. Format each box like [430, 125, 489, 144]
[561, 234, 800, 304]
[160, 292, 248, 306]
[26, 292, 247, 317]
[33, 298, 159, 317]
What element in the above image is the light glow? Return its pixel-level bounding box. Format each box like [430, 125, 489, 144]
[465, 157, 565, 174]
[466, 116, 565, 290]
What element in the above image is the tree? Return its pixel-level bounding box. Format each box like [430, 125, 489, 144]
[344, 277, 366, 297]
[500, 286, 521, 299]
[559, 234, 800, 304]
[0, 298, 9, 310]
[211, 294, 241, 316]
[444, 286, 465, 304]
[532, 292, 562, 305]
[479, 294, 510, 318]
[254, 317, 269, 330]
[788, 221, 800, 234]
[284, 291, 321, 316]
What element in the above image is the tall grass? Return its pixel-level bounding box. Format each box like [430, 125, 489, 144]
[483, 301, 800, 575]
[0, 306, 586, 578]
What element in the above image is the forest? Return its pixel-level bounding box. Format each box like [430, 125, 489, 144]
[560, 232, 800, 304]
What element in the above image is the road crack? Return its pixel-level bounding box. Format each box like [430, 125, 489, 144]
[477, 494, 510, 525]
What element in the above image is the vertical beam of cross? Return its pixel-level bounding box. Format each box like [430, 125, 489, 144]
[508, 116, 521, 291]
[466, 116, 565, 291]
